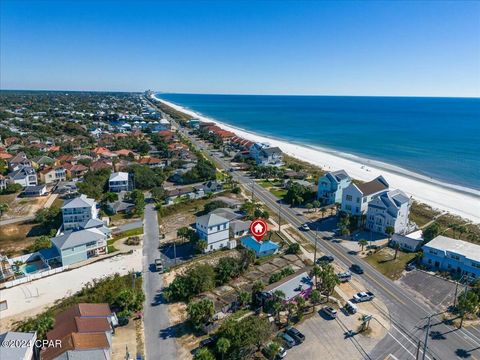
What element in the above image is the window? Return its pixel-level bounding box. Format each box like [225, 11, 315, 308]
[356, 197, 360, 203]
[345, 204, 351, 211]
[363, 198, 367, 203]
[346, 195, 352, 201]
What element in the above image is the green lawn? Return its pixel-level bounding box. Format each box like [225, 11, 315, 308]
[365, 248, 417, 280]
[270, 188, 287, 199]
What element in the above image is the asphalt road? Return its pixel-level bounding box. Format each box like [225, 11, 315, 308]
[175, 123, 480, 360]
[142, 203, 178, 360]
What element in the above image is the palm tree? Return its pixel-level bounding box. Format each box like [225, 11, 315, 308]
[393, 242, 401, 260]
[237, 290, 251, 309]
[359, 239, 368, 252]
[385, 226, 395, 241]
[216, 337, 231, 360]
[0, 203, 9, 219]
[320, 207, 326, 219]
[312, 200, 321, 213]
[287, 302, 297, 324]
[310, 289, 321, 312]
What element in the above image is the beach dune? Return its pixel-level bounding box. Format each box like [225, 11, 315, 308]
[154, 96, 480, 224]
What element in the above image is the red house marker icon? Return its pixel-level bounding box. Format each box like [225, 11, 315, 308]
[250, 219, 267, 241]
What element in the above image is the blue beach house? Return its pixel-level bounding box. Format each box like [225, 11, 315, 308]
[241, 236, 279, 258]
[317, 170, 351, 205]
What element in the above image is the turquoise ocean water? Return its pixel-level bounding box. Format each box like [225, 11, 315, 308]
[158, 93, 480, 191]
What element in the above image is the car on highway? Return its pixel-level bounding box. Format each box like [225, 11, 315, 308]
[280, 332, 296, 348]
[337, 271, 352, 282]
[286, 326, 305, 344]
[317, 255, 334, 263]
[322, 306, 338, 318]
[353, 291, 375, 302]
[350, 264, 364, 274]
[301, 223, 310, 231]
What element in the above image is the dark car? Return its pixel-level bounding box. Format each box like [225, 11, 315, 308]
[350, 264, 364, 274]
[406, 262, 416, 271]
[199, 336, 217, 349]
[286, 326, 305, 344]
[317, 255, 334, 263]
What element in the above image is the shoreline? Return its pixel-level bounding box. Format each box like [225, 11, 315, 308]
[153, 95, 480, 224]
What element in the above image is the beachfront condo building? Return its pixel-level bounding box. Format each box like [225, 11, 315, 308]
[365, 189, 411, 235]
[341, 175, 389, 216]
[422, 235, 480, 278]
[317, 170, 352, 205]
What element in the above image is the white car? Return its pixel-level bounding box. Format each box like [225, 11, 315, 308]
[301, 223, 310, 231]
[353, 291, 375, 302]
[322, 306, 338, 318]
[277, 346, 287, 359]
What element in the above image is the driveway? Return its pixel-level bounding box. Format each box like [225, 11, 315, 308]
[142, 204, 178, 360]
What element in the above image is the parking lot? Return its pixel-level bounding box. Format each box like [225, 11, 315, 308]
[399, 270, 456, 310]
[288, 308, 386, 360]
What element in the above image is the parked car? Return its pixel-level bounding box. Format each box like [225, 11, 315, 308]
[322, 306, 338, 318]
[286, 326, 305, 344]
[344, 300, 358, 314]
[353, 291, 375, 302]
[154, 259, 164, 273]
[301, 223, 310, 231]
[280, 332, 296, 348]
[199, 336, 217, 348]
[350, 264, 364, 274]
[337, 271, 352, 282]
[406, 262, 416, 271]
[276, 346, 287, 359]
[317, 255, 334, 263]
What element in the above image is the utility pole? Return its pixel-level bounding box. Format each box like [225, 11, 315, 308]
[278, 202, 282, 232]
[314, 224, 319, 264]
[251, 181, 255, 201]
[422, 315, 432, 360]
[173, 238, 177, 265]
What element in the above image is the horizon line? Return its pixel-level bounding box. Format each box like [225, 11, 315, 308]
[1, 88, 479, 99]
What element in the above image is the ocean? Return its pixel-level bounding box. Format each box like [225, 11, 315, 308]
[157, 93, 480, 191]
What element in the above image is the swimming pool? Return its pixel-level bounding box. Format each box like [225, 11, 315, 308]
[20, 260, 48, 274]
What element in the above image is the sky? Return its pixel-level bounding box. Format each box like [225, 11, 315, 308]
[1, 0, 479, 97]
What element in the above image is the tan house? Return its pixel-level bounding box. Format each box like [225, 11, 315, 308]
[39, 166, 67, 184]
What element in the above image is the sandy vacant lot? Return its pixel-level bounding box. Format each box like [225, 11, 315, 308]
[0, 249, 142, 331]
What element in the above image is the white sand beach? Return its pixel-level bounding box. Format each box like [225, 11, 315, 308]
[154, 96, 480, 224]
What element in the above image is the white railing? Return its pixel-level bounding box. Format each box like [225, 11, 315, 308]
[3, 266, 69, 288]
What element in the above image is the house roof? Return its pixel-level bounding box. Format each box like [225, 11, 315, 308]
[54, 349, 109, 360]
[230, 220, 251, 233]
[241, 236, 279, 254]
[62, 194, 96, 209]
[423, 235, 480, 263]
[356, 176, 389, 196]
[52, 228, 106, 250]
[9, 165, 36, 179]
[328, 169, 350, 182]
[264, 269, 313, 301]
[0, 331, 36, 358]
[109, 172, 129, 182]
[261, 146, 282, 156]
[54, 303, 113, 327]
[47, 316, 110, 341]
[196, 213, 229, 227]
[211, 208, 243, 221]
[41, 332, 110, 360]
[8, 152, 28, 164]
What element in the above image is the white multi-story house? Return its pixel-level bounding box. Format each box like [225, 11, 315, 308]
[7, 152, 31, 171]
[249, 142, 283, 167]
[195, 213, 230, 252]
[108, 172, 131, 192]
[341, 176, 389, 216]
[61, 194, 99, 231]
[422, 235, 480, 278]
[317, 170, 352, 205]
[365, 189, 411, 235]
[8, 166, 38, 187]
